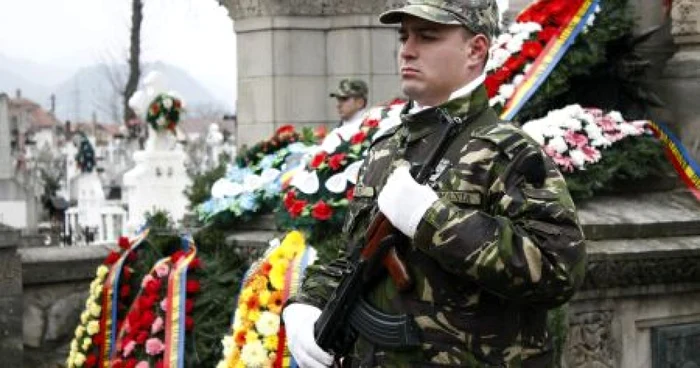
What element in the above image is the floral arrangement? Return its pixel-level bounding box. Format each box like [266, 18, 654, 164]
[235, 125, 322, 169]
[146, 93, 184, 133]
[75, 132, 96, 173]
[276, 99, 405, 241]
[111, 249, 202, 368]
[216, 231, 314, 368]
[485, 0, 632, 122]
[66, 236, 139, 368]
[522, 104, 668, 198]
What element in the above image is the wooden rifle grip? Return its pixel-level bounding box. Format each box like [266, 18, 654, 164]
[362, 214, 413, 291]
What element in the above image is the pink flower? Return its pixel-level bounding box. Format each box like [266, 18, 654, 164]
[155, 263, 170, 278]
[151, 316, 164, 334]
[581, 145, 601, 163]
[596, 117, 617, 132]
[145, 337, 165, 356]
[136, 362, 150, 368]
[551, 153, 574, 172]
[122, 340, 136, 358]
[141, 274, 155, 288]
[564, 130, 588, 148]
[543, 144, 558, 158]
[585, 108, 604, 119]
[160, 299, 168, 312]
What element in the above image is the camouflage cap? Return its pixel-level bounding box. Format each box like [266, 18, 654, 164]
[379, 0, 499, 39]
[329, 78, 369, 99]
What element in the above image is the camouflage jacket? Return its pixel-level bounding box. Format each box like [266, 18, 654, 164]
[291, 85, 587, 367]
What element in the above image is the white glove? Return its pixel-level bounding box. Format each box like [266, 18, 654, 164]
[282, 303, 334, 368]
[378, 165, 439, 238]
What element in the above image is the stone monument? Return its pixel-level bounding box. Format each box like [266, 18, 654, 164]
[122, 72, 191, 230]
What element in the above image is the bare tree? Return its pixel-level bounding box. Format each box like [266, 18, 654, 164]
[124, 0, 144, 137]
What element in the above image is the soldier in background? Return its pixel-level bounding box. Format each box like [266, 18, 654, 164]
[330, 78, 369, 128]
[284, 0, 587, 367]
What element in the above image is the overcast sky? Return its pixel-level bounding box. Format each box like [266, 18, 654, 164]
[0, 0, 237, 105]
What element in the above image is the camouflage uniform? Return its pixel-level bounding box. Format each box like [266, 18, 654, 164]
[289, 1, 587, 367]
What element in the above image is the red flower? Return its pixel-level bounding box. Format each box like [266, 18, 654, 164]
[93, 333, 104, 347]
[521, 40, 544, 60]
[85, 354, 97, 368]
[188, 257, 202, 270]
[484, 76, 501, 97]
[140, 310, 156, 328]
[185, 298, 195, 313]
[288, 200, 307, 218]
[122, 267, 132, 280]
[138, 294, 157, 311]
[310, 152, 327, 169]
[186, 280, 201, 294]
[328, 153, 347, 171]
[235, 330, 247, 346]
[120, 285, 131, 298]
[538, 26, 560, 43]
[112, 360, 123, 368]
[135, 331, 148, 344]
[145, 278, 162, 295]
[276, 124, 295, 136]
[104, 251, 121, 266]
[246, 295, 260, 310]
[261, 262, 273, 276]
[171, 250, 186, 264]
[492, 68, 511, 84]
[155, 361, 164, 368]
[125, 359, 137, 368]
[363, 119, 380, 128]
[346, 188, 355, 201]
[314, 125, 328, 140]
[126, 252, 137, 262]
[185, 316, 194, 331]
[350, 131, 367, 145]
[504, 55, 526, 74]
[311, 201, 333, 221]
[118, 236, 131, 250]
[283, 190, 297, 210]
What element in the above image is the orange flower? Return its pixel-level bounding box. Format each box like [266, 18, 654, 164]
[246, 294, 260, 311]
[267, 291, 284, 314]
[234, 330, 247, 347]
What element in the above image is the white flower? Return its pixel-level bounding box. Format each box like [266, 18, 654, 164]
[522, 122, 546, 145]
[260, 168, 281, 184]
[550, 136, 569, 153]
[240, 340, 268, 367]
[562, 118, 582, 131]
[496, 33, 513, 46]
[157, 116, 167, 127]
[590, 137, 612, 148]
[162, 97, 173, 109]
[521, 22, 543, 33]
[608, 111, 624, 122]
[523, 63, 534, 74]
[211, 178, 243, 198]
[243, 174, 264, 192]
[291, 170, 320, 195]
[343, 161, 363, 184]
[569, 149, 587, 168]
[489, 48, 511, 69]
[498, 84, 515, 99]
[619, 122, 641, 136]
[325, 172, 348, 193]
[320, 132, 342, 153]
[584, 122, 604, 141]
[512, 74, 525, 86]
[489, 95, 506, 107]
[506, 36, 524, 53]
[335, 121, 362, 141]
[542, 123, 563, 139]
[255, 311, 281, 336]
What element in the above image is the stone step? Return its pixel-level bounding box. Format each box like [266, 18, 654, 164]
[582, 235, 700, 290]
[578, 189, 700, 240]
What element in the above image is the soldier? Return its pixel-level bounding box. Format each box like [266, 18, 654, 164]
[330, 78, 369, 128]
[283, 1, 587, 367]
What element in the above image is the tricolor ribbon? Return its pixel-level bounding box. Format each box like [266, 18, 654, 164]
[647, 121, 700, 200]
[100, 227, 150, 367]
[500, 0, 600, 120]
[164, 236, 198, 368]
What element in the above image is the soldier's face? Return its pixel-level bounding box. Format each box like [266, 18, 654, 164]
[336, 96, 365, 120]
[398, 16, 488, 106]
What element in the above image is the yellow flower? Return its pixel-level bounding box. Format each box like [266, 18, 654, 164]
[258, 290, 271, 306]
[82, 337, 92, 351]
[89, 303, 101, 318]
[73, 352, 86, 367]
[96, 265, 109, 279]
[269, 264, 287, 291]
[263, 334, 279, 351]
[75, 326, 85, 338]
[247, 308, 261, 323]
[245, 330, 259, 344]
[70, 339, 78, 351]
[86, 320, 100, 336]
[80, 311, 89, 324]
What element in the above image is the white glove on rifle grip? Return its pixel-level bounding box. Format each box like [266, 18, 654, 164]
[282, 303, 334, 368]
[378, 165, 439, 238]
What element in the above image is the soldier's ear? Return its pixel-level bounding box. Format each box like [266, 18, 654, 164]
[466, 33, 490, 69]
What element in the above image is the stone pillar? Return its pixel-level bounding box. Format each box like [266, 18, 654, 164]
[0, 225, 23, 366]
[221, 0, 403, 146]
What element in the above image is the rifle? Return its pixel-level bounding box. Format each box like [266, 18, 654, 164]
[314, 109, 464, 356]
